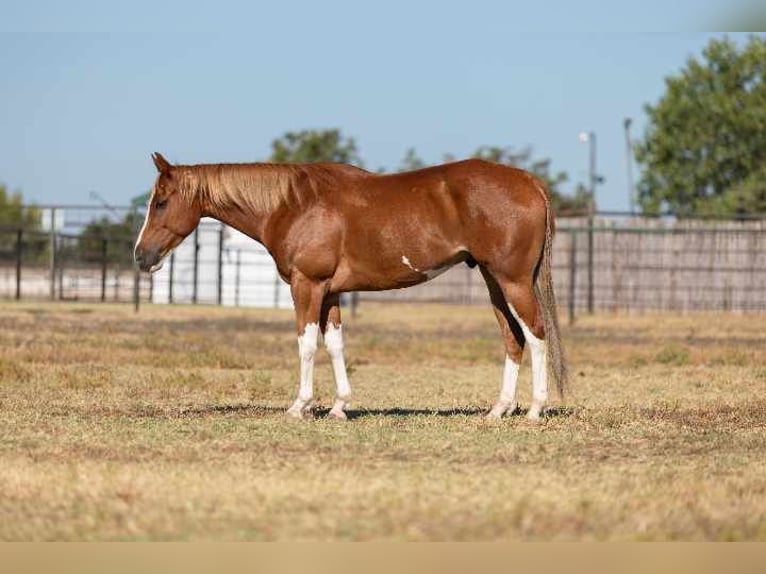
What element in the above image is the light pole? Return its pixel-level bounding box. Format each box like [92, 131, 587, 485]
[579, 131, 597, 314]
[578, 131, 597, 214]
[624, 118, 636, 215]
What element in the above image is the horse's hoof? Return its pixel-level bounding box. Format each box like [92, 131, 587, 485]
[326, 409, 348, 421]
[486, 402, 517, 419]
[285, 408, 313, 421]
[526, 409, 543, 421]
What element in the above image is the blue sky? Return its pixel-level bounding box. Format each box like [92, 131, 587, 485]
[0, 1, 756, 211]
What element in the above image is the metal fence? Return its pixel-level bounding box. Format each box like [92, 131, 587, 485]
[2, 206, 765, 317]
[351, 217, 766, 316]
[1, 206, 143, 305]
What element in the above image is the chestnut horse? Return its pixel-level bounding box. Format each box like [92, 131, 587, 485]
[134, 153, 567, 420]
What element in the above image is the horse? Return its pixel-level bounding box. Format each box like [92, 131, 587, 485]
[134, 152, 568, 421]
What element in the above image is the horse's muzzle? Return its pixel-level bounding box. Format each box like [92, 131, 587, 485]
[134, 247, 161, 273]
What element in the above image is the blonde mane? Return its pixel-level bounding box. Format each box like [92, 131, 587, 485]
[175, 163, 345, 214]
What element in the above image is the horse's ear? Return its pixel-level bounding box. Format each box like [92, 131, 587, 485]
[152, 152, 172, 174]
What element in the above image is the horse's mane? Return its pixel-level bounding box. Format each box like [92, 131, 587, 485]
[175, 162, 358, 213]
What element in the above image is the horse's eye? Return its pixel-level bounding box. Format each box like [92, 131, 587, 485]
[155, 198, 168, 210]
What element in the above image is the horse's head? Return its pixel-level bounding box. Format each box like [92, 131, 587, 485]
[134, 152, 202, 273]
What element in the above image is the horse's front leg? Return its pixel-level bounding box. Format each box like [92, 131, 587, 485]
[285, 273, 328, 420]
[320, 293, 351, 420]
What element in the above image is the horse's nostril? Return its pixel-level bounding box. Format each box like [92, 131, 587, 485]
[134, 248, 160, 272]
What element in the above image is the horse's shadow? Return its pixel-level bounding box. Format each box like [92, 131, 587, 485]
[171, 404, 283, 418]
[320, 405, 577, 420]
[161, 403, 577, 420]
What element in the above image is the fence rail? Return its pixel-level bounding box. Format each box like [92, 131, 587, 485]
[1, 207, 765, 317]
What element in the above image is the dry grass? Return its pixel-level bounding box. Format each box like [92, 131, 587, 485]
[0, 301, 765, 540]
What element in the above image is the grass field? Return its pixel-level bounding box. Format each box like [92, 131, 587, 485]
[0, 300, 765, 540]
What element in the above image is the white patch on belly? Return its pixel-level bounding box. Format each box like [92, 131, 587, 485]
[402, 255, 452, 279]
[401, 255, 420, 272]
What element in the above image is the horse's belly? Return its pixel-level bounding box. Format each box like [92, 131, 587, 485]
[330, 248, 465, 293]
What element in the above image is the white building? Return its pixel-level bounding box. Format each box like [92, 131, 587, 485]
[151, 219, 293, 309]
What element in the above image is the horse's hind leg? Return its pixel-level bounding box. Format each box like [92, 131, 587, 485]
[320, 293, 351, 420]
[495, 275, 548, 420]
[480, 266, 525, 419]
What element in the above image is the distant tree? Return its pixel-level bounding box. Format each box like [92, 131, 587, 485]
[78, 212, 142, 266]
[0, 184, 43, 261]
[470, 146, 591, 215]
[131, 191, 151, 209]
[0, 184, 41, 230]
[635, 35, 766, 217]
[398, 147, 426, 172]
[269, 129, 363, 166]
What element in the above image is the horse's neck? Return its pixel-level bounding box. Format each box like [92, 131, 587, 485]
[198, 163, 299, 245]
[203, 199, 270, 244]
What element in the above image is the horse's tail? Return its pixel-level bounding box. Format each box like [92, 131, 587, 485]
[534, 190, 569, 399]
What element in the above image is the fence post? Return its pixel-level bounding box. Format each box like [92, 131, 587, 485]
[100, 238, 108, 302]
[168, 252, 175, 304]
[49, 208, 57, 300]
[273, 271, 281, 308]
[568, 230, 577, 325]
[133, 269, 140, 312]
[192, 229, 199, 304]
[351, 292, 359, 318]
[587, 215, 594, 314]
[15, 229, 23, 300]
[57, 249, 64, 300]
[235, 249, 241, 307]
[217, 224, 224, 306]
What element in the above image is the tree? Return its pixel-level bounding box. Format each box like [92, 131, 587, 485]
[398, 147, 426, 172]
[635, 35, 766, 217]
[77, 212, 142, 266]
[0, 184, 41, 231]
[0, 184, 42, 261]
[269, 129, 363, 166]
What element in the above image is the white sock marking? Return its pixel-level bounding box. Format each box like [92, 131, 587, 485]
[506, 303, 548, 419]
[488, 355, 520, 418]
[324, 323, 351, 416]
[287, 322, 319, 417]
[500, 355, 520, 404]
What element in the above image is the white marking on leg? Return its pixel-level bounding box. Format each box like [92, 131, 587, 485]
[487, 355, 520, 419]
[324, 323, 351, 419]
[506, 303, 548, 420]
[287, 322, 319, 419]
